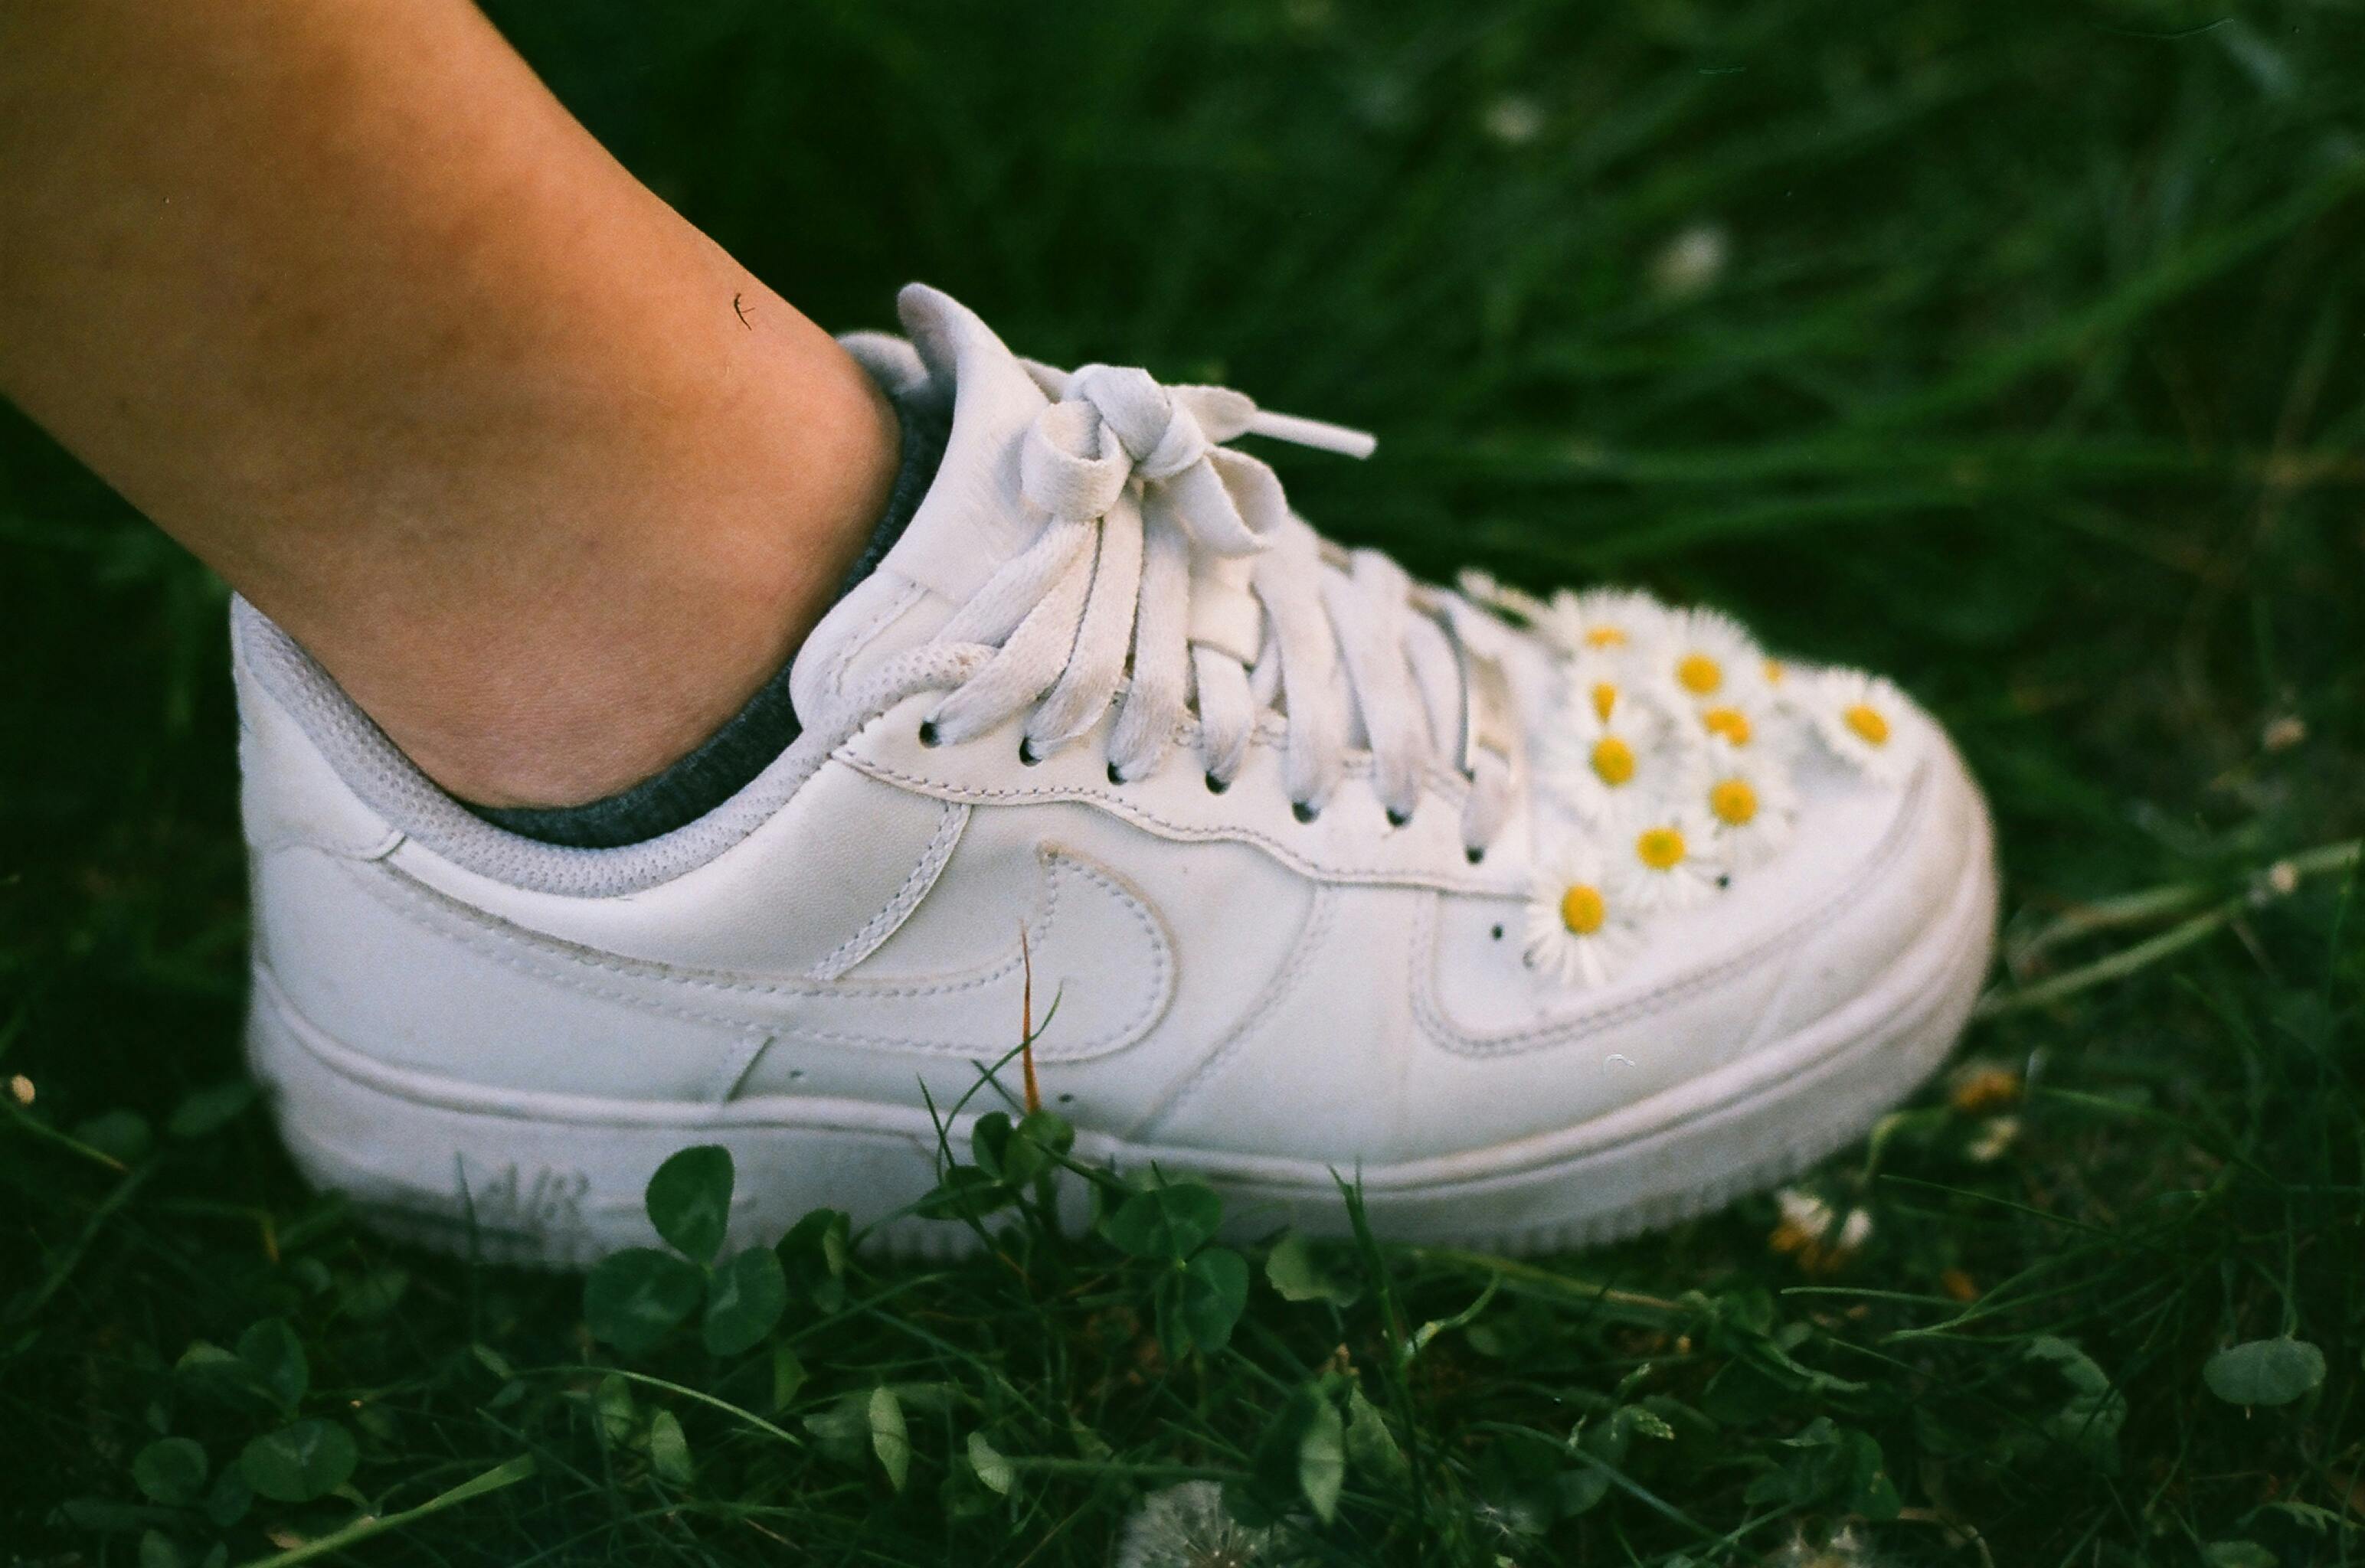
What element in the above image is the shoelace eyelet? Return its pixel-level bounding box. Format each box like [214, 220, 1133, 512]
[1465, 845, 1487, 864]
[1203, 771, 1230, 795]
[1019, 739, 1044, 766]
[1385, 807, 1414, 828]
[1106, 762, 1125, 786]
[1291, 799, 1321, 824]
[918, 720, 940, 748]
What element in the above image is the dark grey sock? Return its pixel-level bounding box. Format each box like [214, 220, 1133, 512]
[467, 384, 950, 848]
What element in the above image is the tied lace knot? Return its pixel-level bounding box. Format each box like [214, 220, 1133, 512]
[1022, 364, 1283, 560]
[881, 359, 1509, 858]
[1071, 364, 1243, 479]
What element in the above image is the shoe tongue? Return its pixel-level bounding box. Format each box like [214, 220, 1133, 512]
[873, 284, 1053, 606]
[792, 285, 1054, 720]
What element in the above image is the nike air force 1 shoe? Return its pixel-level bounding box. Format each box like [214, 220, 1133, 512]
[234, 286, 1996, 1265]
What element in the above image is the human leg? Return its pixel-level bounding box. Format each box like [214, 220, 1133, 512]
[0, 0, 898, 807]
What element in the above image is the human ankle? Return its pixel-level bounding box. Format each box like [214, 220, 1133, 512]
[345, 326, 904, 811]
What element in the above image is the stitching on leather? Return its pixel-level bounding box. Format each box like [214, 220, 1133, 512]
[343, 850, 1169, 1055]
[1140, 883, 1340, 1132]
[1038, 847, 1173, 1061]
[704, 1031, 776, 1103]
[234, 597, 888, 898]
[335, 844, 1171, 1059]
[359, 854, 1040, 1000]
[809, 802, 970, 980]
[1415, 765, 1934, 1057]
[823, 580, 925, 697]
[839, 747, 1513, 896]
[247, 826, 405, 862]
[846, 722, 1470, 812]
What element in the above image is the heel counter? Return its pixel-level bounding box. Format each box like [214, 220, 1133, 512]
[231, 602, 402, 862]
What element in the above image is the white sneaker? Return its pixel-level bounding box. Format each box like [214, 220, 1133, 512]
[235, 286, 1995, 1266]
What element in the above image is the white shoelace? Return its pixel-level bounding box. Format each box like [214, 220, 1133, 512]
[860, 361, 1513, 858]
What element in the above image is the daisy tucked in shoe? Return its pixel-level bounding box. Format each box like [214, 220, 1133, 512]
[1601, 799, 1726, 913]
[1539, 674, 1702, 822]
[1562, 648, 1628, 726]
[1691, 684, 1781, 754]
[1804, 667, 1915, 783]
[1523, 840, 1644, 988]
[1699, 740, 1798, 871]
[1657, 605, 1769, 708]
[1533, 586, 1670, 661]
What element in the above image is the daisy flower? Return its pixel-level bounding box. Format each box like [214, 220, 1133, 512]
[1947, 1060, 2023, 1114]
[1966, 1116, 2021, 1164]
[1654, 606, 1769, 709]
[1805, 668, 1915, 782]
[1769, 1187, 1873, 1275]
[1687, 685, 1782, 754]
[1601, 800, 1724, 913]
[1523, 840, 1644, 988]
[1534, 587, 1670, 660]
[1561, 647, 1641, 727]
[1699, 743, 1797, 871]
[1539, 680, 1700, 821]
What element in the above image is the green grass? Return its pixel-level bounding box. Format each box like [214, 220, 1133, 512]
[5, 2, 2363, 1563]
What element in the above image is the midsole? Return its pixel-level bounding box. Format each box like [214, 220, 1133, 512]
[251, 807, 1994, 1202]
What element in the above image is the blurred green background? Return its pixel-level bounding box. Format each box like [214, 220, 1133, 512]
[5, 3, 2361, 1564]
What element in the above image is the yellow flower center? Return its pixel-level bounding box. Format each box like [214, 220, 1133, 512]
[1765, 658, 1786, 684]
[1591, 681, 1618, 723]
[1843, 704, 1890, 746]
[1559, 884, 1606, 935]
[1589, 736, 1635, 786]
[1709, 777, 1758, 826]
[1676, 653, 1723, 695]
[1703, 706, 1752, 745]
[1585, 626, 1627, 649]
[1635, 825, 1687, 871]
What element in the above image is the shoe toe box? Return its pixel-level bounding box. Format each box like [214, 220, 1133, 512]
[1398, 692, 1996, 1161]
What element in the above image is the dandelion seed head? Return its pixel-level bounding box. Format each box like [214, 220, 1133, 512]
[1114, 1481, 1278, 1568]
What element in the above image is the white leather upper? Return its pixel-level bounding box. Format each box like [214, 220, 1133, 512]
[232, 286, 1993, 1171]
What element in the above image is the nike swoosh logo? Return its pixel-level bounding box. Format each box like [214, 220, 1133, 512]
[358, 842, 1174, 1063]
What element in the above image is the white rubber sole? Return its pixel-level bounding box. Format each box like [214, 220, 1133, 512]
[247, 806, 1995, 1268]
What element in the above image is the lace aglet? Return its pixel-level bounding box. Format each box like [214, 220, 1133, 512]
[1246, 409, 1378, 460]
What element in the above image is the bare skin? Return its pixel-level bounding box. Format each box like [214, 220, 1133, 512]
[0, 0, 898, 806]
